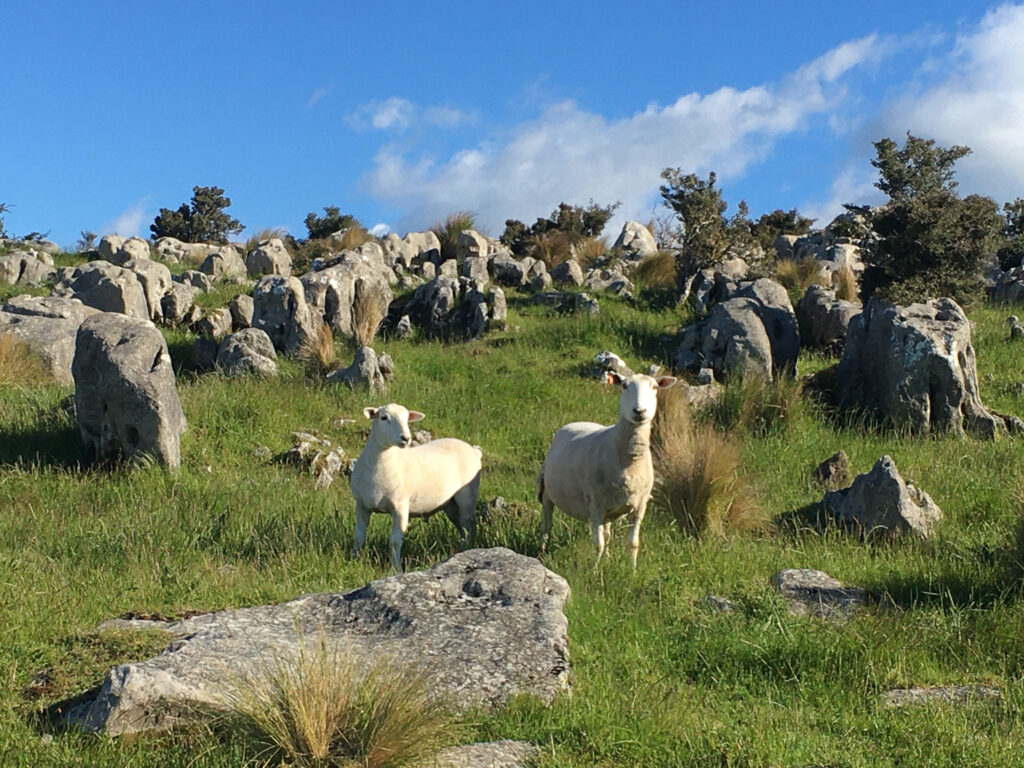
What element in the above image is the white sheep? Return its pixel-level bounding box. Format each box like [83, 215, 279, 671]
[538, 372, 676, 568]
[350, 403, 481, 571]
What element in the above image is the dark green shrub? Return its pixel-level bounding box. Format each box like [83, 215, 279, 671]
[150, 185, 244, 244]
[304, 206, 356, 241]
[500, 200, 619, 257]
[998, 198, 1024, 271]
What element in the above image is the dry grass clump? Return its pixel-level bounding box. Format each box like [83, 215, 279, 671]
[217, 639, 457, 768]
[652, 387, 763, 536]
[431, 211, 476, 262]
[708, 371, 805, 436]
[631, 250, 677, 290]
[834, 264, 859, 302]
[245, 227, 290, 254]
[298, 319, 337, 374]
[572, 235, 608, 268]
[775, 255, 827, 296]
[334, 223, 375, 251]
[532, 231, 573, 269]
[352, 277, 386, 347]
[0, 333, 51, 387]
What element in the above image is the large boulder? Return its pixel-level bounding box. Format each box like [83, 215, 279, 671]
[300, 252, 394, 338]
[405, 276, 461, 338]
[456, 229, 490, 261]
[992, 266, 1024, 303]
[382, 230, 441, 269]
[822, 455, 942, 538]
[837, 298, 1014, 437]
[325, 345, 394, 389]
[160, 283, 200, 325]
[0, 296, 95, 384]
[489, 254, 528, 288]
[613, 221, 657, 260]
[197, 246, 246, 279]
[71, 313, 186, 468]
[216, 328, 277, 377]
[151, 237, 189, 265]
[550, 259, 585, 287]
[123, 259, 173, 322]
[245, 238, 292, 277]
[798, 284, 861, 352]
[252, 275, 316, 354]
[98, 235, 150, 266]
[53, 548, 571, 736]
[674, 298, 775, 380]
[52, 261, 150, 319]
[0, 251, 56, 286]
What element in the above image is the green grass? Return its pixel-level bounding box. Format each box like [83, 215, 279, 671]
[2, 296, 1024, 765]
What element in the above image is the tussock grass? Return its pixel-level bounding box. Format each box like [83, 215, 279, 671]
[297, 320, 337, 374]
[652, 387, 763, 536]
[531, 230, 573, 269]
[217, 639, 456, 768]
[707, 370, 806, 436]
[0, 333, 51, 387]
[631, 250, 677, 290]
[775, 255, 828, 299]
[431, 211, 476, 262]
[244, 228, 289, 254]
[334, 223, 374, 251]
[571, 235, 607, 268]
[352, 278, 386, 348]
[835, 264, 859, 301]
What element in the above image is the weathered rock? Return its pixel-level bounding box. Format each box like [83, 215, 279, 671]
[192, 337, 218, 372]
[300, 252, 394, 338]
[992, 266, 1024, 303]
[72, 313, 186, 468]
[54, 548, 571, 736]
[280, 431, 346, 489]
[770, 569, 865, 619]
[216, 328, 277, 377]
[489, 254, 527, 287]
[728, 278, 799, 372]
[245, 238, 292, 277]
[438, 258, 459, 280]
[674, 298, 774, 380]
[550, 258, 585, 287]
[588, 351, 634, 380]
[585, 268, 633, 295]
[0, 296, 94, 384]
[812, 450, 849, 487]
[52, 261, 150, 319]
[0, 251, 56, 286]
[405, 276, 460, 338]
[381, 230, 441, 269]
[613, 220, 657, 260]
[123, 259, 173, 322]
[175, 270, 213, 293]
[98, 235, 150, 266]
[160, 283, 199, 325]
[700, 595, 738, 614]
[574, 292, 600, 315]
[434, 741, 538, 768]
[394, 314, 412, 339]
[152, 237, 189, 265]
[197, 247, 246, 279]
[325, 345, 392, 390]
[192, 307, 233, 339]
[880, 685, 1001, 709]
[461, 255, 490, 285]
[697, 367, 715, 385]
[837, 298, 1013, 438]
[456, 229, 490, 261]
[228, 294, 254, 330]
[252, 275, 316, 354]
[488, 286, 507, 328]
[822, 455, 942, 538]
[798, 284, 861, 352]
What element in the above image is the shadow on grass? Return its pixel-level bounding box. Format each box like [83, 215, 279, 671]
[0, 417, 84, 468]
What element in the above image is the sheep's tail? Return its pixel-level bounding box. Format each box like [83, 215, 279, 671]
[536, 462, 546, 504]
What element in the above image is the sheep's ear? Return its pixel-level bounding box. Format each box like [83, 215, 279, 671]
[407, 411, 425, 423]
[656, 376, 678, 390]
[605, 372, 625, 387]
[363, 407, 379, 420]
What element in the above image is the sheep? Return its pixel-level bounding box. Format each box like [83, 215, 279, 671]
[538, 371, 677, 568]
[350, 403, 482, 571]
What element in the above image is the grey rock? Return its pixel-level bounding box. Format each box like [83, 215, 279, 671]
[573, 292, 600, 315]
[837, 298, 1013, 438]
[812, 450, 849, 487]
[992, 266, 1024, 303]
[461, 255, 490, 285]
[406, 277, 460, 339]
[228, 294, 254, 330]
[530, 270, 553, 291]
[489, 254, 527, 287]
[192, 337, 218, 372]
[381, 230, 441, 269]
[680, 383, 722, 409]
[98, 235, 150, 266]
[252, 275, 316, 354]
[550, 259, 585, 287]
[151, 237, 189, 265]
[798, 284, 861, 352]
[216, 328, 277, 377]
[697, 367, 715, 385]
[770, 569, 865, 619]
[456, 229, 490, 261]
[728, 278, 799, 372]
[700, 595, 738, 613]
[419, 261, 436, 280]
[280, 431, 345, 489]
[72, 313, 186, 468]
[395, 314, 413, 339]
[245, 238, 292, 277]
[822, 455, 942, 538]
[197, 247, 246, 279]
[613, 220, 657, 260]
[0, 297, 94, 385]
[300, 252, 394, 338]
[434, 740, 538, 768]
[192, 307, 233, 339]
[325, 345, 393, 390]
[488, 286, 507, 328]
[585, 268, 633, 295]
[52, 261, 150, 319]
[160, 283, 199, 325]
[438, 258, 459, 280]
[674, 298, 774, 380]
[55, 548, 570, 736]
[175, 270, 214, 293]
[0, 251, 56, 286]
[124, 259, 173, 322]
[589, 351, 634, 380]
[2, 294, 92, 322]
[880, 685, 1001, 709]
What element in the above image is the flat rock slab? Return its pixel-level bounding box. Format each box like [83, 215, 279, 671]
[771, 569, 865, 619]
[433, 740, 538, 768]
[880, 685, 1001, 709]
[54, 548, 570, 736]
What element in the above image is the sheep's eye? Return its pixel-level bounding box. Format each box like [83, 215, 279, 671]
[381, 415, 389, 421]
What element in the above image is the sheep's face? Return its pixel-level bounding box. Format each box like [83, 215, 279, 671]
[607, 373, 678, 424]
[363, 404, 425, 448]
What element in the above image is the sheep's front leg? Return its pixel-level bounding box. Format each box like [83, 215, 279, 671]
[351, 501, 371, 558]
[627, 496, 650, 570]
[590, 515, 607, 564]
[389, 505, 410, 572]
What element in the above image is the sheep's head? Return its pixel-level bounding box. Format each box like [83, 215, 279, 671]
[363, 403, 425, 448]
[606, 372, 677, 425]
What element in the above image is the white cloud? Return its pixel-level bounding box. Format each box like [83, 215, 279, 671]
[360, 35, 886, 233]
[347, 97, 473, 132]
[369, 222, 390, 236]
[881, 3, 1024, 201]
[101, 202, 149, 238]
[802, 161, 884, 226]
[307, 86, 331, 108]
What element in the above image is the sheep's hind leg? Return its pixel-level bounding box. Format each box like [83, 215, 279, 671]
[451, 472, 480, 548]
[539, 494, 554, 554]
[590, 514, 608, 565]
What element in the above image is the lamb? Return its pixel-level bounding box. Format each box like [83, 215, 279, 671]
[538, 372, 676, 568]
[350, 403, 482, 571]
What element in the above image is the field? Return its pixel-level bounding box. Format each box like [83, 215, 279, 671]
[3, 282, 1024, 767]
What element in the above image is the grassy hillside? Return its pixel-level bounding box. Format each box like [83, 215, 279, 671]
[2, 287, 1024, 766]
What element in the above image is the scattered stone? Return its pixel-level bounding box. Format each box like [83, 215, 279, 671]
[325, 346, 393, 390]
[72, 313, 186, 469]
[281, 431, 346, 489]
[822, 455, 942, 538]
[700, 595, 738, 613]
[770, 569, 865, 620]
[434, 740, 538, 768]
[588, 350, 634, 380]
[574, 292, 600, 315]
[214, 328, 278, 377]
[879, 685, 1001, 709]
[461, 255, 490, 285]
[228, 294, 254, 330]
[813, 450, 849, 487]
[52, 548, 571, 736]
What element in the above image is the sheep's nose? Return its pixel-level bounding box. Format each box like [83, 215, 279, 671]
[399, 435, 411, 447]
[633, 407, 647, 420]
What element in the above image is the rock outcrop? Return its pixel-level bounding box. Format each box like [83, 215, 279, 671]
[215, 328, 278, 377]
[0, 296, 95, 384]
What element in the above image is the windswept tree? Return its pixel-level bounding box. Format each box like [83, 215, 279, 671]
[0, 203, 9, 239]
[750, 208, 814, 251]
[500, 200, 620, 258]
[304, 206, 356, 240]
[150, 185, 244, 244]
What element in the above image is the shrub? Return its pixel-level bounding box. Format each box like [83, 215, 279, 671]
[834, 265, 858, 302]
[998, 198, 1024, 271]
[76, 230, 98, 253]
[0, 333, 51, 387]
[352, 277, 387, 348]
[333, 222, 374, 251]
[432, 211, 476, 262]
[217, 639, 456, 768]
[304, 206, 356, 241]
[707, 371, 805, 436]
[500, 201, 619, 257]
[531, 231, 573, 269]
[150, 185, 244, 244]
[572, 235, 608, 268]
[750, 208, 814, 252]
[631, 251, 677, 290]
[0, 202, 8, 238]
[652, 387, 763, 536]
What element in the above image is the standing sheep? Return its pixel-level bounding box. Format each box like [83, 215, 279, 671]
[538, 372, 676, 568]
[350, 403, 481, 571]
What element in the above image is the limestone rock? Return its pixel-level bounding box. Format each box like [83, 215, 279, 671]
[880, 686, 1001, 709]
[325, 345, 392, 390]
[0, 296, 94, 384]
[216, 328, 277, 377]
[382, 230, 441, 269]
[54, 548, 571, 736]
[434, 741, 538, 768]
[0, 251, 56, 286]
[456, 229, 490, 261]
[160, 283, 199, 325]
[175, 270, 213, 293]
[461, 255, 490, 285]
[192, 307, 233, 339]
[300, 252, 393, 338]
[822, 455, 942, 538]
[812, 450, 849, 487]
[674, 298, 774, 380]
[252, 275, 316, 354]
[228, 294, 254, 330]
[124, 259, 173, 322]
[52, 261, 150, 319]
[770, 569, 865, 620]
[406, 277, 460, 339]
[489, 254, 527, 288]
[837, 298, 1013, 438]
[280, 431, 345, 489]
[72, 313, 186, 468]
[98, 235, 150, 266]
[798, 284, 861, 352]
[588, 351, 634, 380]
[613, 220, 657, 260]
[550, 259, 585, 287]
[197, 247, 246, 279]
[245, 238, 292, 277]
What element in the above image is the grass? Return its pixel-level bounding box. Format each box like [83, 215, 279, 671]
[0, 333, 52, 388]
[215, 638, 457, 767]
[836, 264, 859, 301]
[572, 235, 608, 268]
[532, 231, 573, 269]
[2, 298, 1024, 765]
[775, 254, 829, 303]
[706, 369, 807, 436]
[297, 319, 337, 374]
[431, 211, 476, 262]
[630, 250, 676, 291]
[244, 228, 289, 255]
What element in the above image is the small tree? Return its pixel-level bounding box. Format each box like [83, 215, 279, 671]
[150, 185, 244, 244]
[998, 198, 1024, 271]
[0, 203, 9, 239]
[861, 133, 1002, 305]
[500, 200, 619, 257]
[76, 230, 98, 252]
[751, 208, 814, 251]
[304, 206, 356, 240]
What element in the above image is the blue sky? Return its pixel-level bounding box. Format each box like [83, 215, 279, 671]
[4, 1, 1024, 247]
